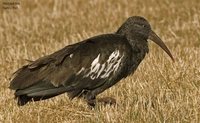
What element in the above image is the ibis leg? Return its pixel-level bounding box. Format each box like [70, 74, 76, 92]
[97, 97, 116, 105]
[83, 91, 96, 107]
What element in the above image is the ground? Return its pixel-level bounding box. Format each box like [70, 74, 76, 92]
[0, 0, 200, 122]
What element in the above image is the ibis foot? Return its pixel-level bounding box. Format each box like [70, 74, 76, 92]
[86, 97, 116, 108]
[97, 97, 116, 105]
[87, 99, 96, 108]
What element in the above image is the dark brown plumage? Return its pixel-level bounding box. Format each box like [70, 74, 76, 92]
[10, 16, 174, 107]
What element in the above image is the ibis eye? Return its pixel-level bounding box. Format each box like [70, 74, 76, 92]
[142, 25, 146, 28]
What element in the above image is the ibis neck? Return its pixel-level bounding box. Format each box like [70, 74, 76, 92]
[128, 39, 149, 54]
[125, 39, 149, 75]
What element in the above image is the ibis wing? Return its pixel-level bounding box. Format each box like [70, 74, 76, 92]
[9, 42, 82, 90]
[10, 34, 131, 98]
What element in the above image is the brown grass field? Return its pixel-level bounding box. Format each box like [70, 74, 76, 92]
[0, 0, 200, 122]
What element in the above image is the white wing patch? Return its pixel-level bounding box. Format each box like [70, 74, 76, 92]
[85, 54, 101, 79]
[76, 50, 124, 80]
[100, 50, 123, 78]
[76, 67, 85, 75]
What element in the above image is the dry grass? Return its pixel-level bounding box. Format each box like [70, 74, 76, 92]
[0, 0, 200, 122]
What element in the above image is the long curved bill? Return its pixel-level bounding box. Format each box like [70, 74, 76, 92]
[148, 30, 175, 62]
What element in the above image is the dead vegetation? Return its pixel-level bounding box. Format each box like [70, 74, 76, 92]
[0, 0, 200, 122]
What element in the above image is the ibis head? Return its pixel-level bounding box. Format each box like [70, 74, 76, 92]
[117, 16, 174, 61]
